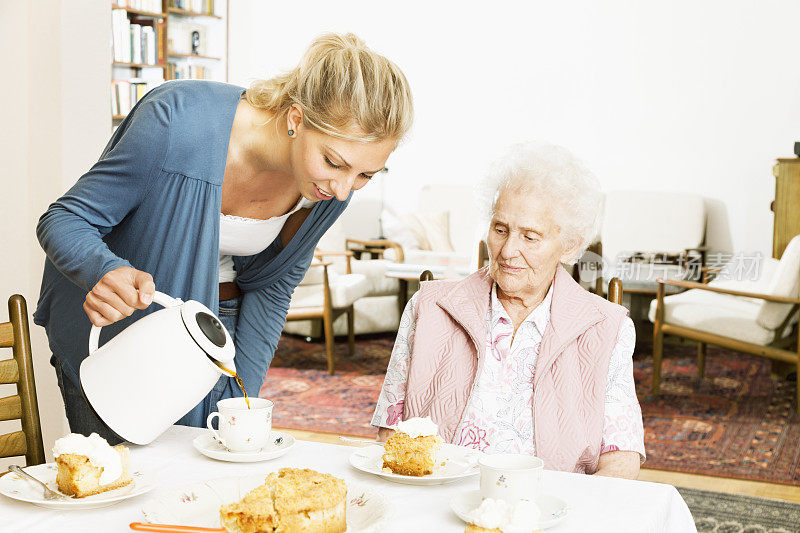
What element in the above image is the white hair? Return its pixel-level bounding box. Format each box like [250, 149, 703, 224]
[477, 142, 603, 265]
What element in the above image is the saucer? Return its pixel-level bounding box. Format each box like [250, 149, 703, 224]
[192, 431, 295, 462]
[450, 490, 569, 530]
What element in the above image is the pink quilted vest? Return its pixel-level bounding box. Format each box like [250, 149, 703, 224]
[403, 265, 629, 474]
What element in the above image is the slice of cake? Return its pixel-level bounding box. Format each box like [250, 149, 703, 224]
[464, 498, 542, 533]
[53, 433, 132, 498]
[382, 416, 443, 476]
[219, 468, 347, 533]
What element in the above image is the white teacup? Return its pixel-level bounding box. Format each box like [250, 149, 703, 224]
[479, 453, 545, 502]
[206, 397, 274, 453]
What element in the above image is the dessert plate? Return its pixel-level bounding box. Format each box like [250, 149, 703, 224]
[348, 444, 480, 485]
[142, 475, 391, 533]
[450, 490, 569, 530]
[0, 463, 156, 510]
[192, 431, 295, 462]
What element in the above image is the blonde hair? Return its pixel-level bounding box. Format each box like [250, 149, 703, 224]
[246, 33, 413, 143]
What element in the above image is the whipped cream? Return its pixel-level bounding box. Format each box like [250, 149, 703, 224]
[394, 416, 439, 438]
[467, 498, 542, 533]
[53, 433, 123, 485]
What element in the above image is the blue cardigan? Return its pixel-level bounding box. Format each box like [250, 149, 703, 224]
[34, 80, 349, 411]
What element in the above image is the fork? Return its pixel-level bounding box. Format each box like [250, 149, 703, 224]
[8, 465, 73, 501]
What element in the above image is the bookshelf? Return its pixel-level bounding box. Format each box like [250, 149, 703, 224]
[110, 0, 228, 125]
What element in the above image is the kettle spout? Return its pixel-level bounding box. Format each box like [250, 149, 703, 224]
[210, 357, 237, 377]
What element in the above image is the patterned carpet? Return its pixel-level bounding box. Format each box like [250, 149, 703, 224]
[678, 488, 800, 532]
[260, 333, 800, 485]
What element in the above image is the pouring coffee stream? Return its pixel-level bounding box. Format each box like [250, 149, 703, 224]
[214, 362, 250, 409]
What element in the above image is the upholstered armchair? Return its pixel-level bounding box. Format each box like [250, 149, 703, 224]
[282, 219, 405, 338]
[594, 190, 708, 295]
[284, 256, 370, 374]
[648, 234, 800, 412]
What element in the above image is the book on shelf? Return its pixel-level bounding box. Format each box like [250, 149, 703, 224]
[156, 19, 165, 64]
[112, 9, 131, 62]
[130, 24, 142, 64]
[112, 10, 161, 66]
[166, 62, 210, 80]
[111, 78, 164, 117]
[143, 26, 156, 65]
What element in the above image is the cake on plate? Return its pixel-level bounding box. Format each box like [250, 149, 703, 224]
[219, 468, 347, 533]
[464, 498, 542, 533]
[53, 433, 132, 498]
[382, 416, 443, 476]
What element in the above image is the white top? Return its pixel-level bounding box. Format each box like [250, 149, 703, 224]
[0, 425, 697, 532]
[218, 197, 314, 283]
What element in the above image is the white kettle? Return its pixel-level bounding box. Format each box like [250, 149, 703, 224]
[80, 291, 236, 445]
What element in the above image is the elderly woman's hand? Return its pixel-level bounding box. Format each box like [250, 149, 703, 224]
[377, 427, 395, 442]
[595, 450, 641, 479]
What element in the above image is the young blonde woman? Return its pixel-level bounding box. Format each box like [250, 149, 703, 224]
[35, 33, 413, 443]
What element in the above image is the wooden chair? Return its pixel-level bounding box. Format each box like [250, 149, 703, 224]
[285, 252, 369, 375]
[1, 295, 45, 467]
[571, 241, 605, 295]
[345, 238, 405, 262]
[420, 270, 435, 282]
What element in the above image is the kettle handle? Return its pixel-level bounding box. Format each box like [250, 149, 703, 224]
[88, 291, 181, 355]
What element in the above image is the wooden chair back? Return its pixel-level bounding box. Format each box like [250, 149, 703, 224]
[607, 277, 623, 305]
[477, 241, 490, 269]
[419, 270, 435, 282]
[0, 295, 45, 465]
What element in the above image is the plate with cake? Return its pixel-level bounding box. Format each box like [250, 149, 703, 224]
[349, 417, 481, 485]
[0, 433, 156, 510]
[142, 468, 391, 532]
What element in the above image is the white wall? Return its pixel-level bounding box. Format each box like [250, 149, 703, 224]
[0, 0, 110, 464]
[228, 0, 800, 256]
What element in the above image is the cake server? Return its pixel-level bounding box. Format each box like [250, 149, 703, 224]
[338, 436, 385, 446]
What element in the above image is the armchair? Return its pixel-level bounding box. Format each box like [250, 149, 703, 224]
[283, 218, 405, 337]
[284, 257, 369, 374]
[648, 235, 800, 412]
[595, 190, 708, 294]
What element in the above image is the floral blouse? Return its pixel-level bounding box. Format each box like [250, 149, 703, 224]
[371, 284, 646, 461]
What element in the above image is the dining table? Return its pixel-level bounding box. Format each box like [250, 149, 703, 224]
[1, 425, 697, 532]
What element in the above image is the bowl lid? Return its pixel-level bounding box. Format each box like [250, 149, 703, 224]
[180, 300, 235, 364]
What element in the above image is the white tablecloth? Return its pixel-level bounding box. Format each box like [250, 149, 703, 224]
[1, 426, 697, 532]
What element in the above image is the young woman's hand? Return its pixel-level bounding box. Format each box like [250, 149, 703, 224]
[84, 267, 156, 327]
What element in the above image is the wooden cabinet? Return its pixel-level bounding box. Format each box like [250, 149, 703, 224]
[772, 159, 800, 259]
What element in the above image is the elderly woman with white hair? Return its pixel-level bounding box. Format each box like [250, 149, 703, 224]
[371, 142, 645, 478]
